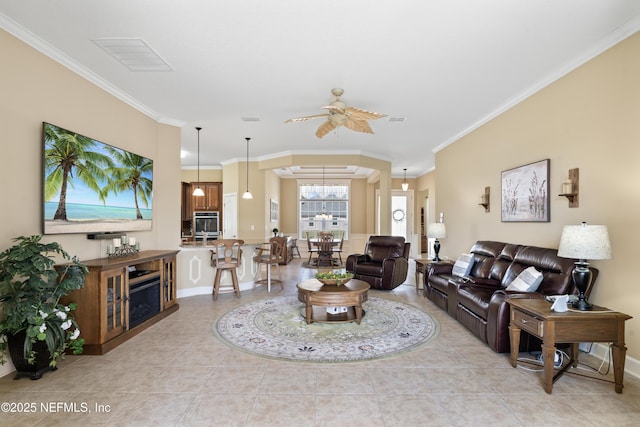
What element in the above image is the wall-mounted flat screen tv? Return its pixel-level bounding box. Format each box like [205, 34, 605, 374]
[43, 122, 153, 235]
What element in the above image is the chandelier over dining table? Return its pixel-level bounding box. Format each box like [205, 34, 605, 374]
[314, 165, 333, 221]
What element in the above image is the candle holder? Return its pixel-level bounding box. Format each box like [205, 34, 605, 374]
[478, 186, 490, 212]
[558, 168, 579, 208]
[107, 242, 139, 258]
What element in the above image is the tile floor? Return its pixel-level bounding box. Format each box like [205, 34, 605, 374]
[1, 259, 639, 426]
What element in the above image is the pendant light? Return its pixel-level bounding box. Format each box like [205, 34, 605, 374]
[192, 127, 205, 196]
[242, 137, 253, 199]
[314, 165, 333, 220]
[401, 168, 409, 191]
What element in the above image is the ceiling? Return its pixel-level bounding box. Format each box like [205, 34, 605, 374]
[2, 1, 640, 179]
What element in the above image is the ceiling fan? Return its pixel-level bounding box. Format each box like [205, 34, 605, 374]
[285, 88, 386, 138]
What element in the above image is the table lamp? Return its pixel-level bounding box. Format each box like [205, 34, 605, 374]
[427, 222, 446, 262]
[557, 222, 612, 310]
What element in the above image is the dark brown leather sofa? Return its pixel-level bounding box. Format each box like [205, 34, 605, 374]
[424, 241, 597, 353]
[346, 236, 410, 290]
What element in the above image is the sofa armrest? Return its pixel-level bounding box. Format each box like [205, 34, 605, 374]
[382, 256, 409, 288]
[486, 290, 546, 353]
[427, 262, 454, 276]
[346, 253, 368, 271]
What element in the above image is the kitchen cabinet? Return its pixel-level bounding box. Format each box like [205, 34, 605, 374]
[191, 182, 221, 211]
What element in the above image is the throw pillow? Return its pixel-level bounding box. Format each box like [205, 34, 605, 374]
[452, 253, 474, 277]
[506, 266, 543, 292]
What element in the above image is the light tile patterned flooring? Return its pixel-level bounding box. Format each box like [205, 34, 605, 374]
[1, 259, 639, 426]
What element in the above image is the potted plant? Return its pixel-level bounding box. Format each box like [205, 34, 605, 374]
[272, 228, 279, 237]
[0, 235, 87, 379]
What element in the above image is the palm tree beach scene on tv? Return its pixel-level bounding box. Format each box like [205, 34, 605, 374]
[43, 122, 153, 235]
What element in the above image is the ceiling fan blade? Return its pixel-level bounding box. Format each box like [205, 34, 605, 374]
[284, 113, 329, 124]
[344, 118, 374, 134]
[316, 120, 337, 138]
[321, 105, 345, 114]
[345, 107, 386, 120]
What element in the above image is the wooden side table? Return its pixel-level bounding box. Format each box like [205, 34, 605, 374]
[414, 258, 431, 293]
[507, 298, 632, 394]
[414, 258, 452, 293]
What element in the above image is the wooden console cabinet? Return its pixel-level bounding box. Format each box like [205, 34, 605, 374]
[280, 236, 294, 265]
[61, 250, 179, 355]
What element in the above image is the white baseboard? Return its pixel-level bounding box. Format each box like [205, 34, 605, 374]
[588, 343, 640, 380]
[177, 280, 256, 299]
[0, 359, 15, 379]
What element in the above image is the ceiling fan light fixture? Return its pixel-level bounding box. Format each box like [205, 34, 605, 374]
[285, 88, 386, 139]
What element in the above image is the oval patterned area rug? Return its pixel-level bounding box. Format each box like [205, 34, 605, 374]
[214, 295, 439, 362]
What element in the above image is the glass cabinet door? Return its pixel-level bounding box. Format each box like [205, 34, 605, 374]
[162, 255, 177, 309]
[101, 267, 128, 342]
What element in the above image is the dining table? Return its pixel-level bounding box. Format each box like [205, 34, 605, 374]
[308, 237, 340, 267]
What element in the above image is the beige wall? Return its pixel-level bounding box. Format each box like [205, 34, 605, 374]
[430, 32, 640, 360]
[0, 29, 182, 259]
[265, 169, 281, 235]
[260, 154, 393, 234]
[237, 161, 266, 240]
[277, 176, 370, 238]
[181, 168, 223, 183]
[0, 29, 182, 376]
[280, 178, 298, 235]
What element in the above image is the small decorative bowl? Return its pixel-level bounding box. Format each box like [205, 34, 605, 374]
[315, 274, 353, 286]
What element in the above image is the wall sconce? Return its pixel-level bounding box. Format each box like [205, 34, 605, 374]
[401, 168, 409, 191]
[559, 168, 579, 208]
[478, 186, 490, 212]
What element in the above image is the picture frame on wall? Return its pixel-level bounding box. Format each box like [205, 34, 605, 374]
[501, 159, 550, 222]
[270, 199, 278, 221]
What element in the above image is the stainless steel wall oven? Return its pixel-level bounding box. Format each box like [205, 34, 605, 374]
[193, 211, 219, 240]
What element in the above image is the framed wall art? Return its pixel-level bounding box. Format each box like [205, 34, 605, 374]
[270, 199, 279, 221]
[501, 159, 550, 222]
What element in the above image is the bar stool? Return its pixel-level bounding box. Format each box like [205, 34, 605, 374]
[210, 239, 244, 300]
[253, 237, 285, 292]
[290, 237, 302, 258]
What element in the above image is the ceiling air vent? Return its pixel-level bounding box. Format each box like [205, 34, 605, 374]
[388, 117, 406, 122]
[92, 38, 173, 72]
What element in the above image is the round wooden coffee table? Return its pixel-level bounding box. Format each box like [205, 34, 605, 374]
[296, 278, 370, 324]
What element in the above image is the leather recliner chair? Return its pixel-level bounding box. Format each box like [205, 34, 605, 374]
[346, 236, 410, 290]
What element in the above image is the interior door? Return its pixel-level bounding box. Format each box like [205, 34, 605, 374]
[223, 193, 238, 238]
[391, 190, 415, 257]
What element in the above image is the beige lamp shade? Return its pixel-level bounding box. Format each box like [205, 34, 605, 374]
[427, 223, 446, 239]
[557, 223, 612, 260]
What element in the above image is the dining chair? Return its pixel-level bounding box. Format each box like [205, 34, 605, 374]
[333, 232, 345, 264]
[317, 232, 335, 267]
[306, 232, 319, 264]
[253, 236, 286, 292]
[210, 239, 244, 300]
